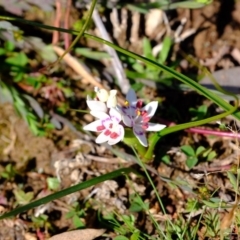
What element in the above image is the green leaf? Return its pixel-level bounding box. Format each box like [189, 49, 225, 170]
[65, 210, 75, 219]
[207, 151, 217, 161]
[202, 200, 220, 208]
[14, 94, 26, 107]
[27, 115, 40, 135]
[209, 197, 222, 203]
[6, 52, 28, 66]
[130, 230, 141, 240]
[131, 82, 144, 92]
[1, 164, 16, 179]
[72, 215, 85, 228]
[0, 48, 6, 55]
[129, 202, 142, 212]
[196, 146, 206, 156]
[185, 199, 201, 212]
[114, 236, 129, 240]
[166, 1, 206, 9]
[25, 76, 42, 89]
[122, 214, 134, 224]
[159, 36, 172, 64]
[190, 105, 208, 120]
[47, 177, 60, 191]
[186, 156, 198, 169]
[13, 72, 24, 82]
[126, 4, 149, 14]
[4, 41, 15, 52]
[13, 189, 34, 205]
[198, 105, 208, 114]
[161, 155, 171, 164]
[132, 62, 144, 73]
[143, 38, 154, 60]
[75, 47, 110, 60]
[129, 194, 149, 213]
[181, 145, 195, 156]
[31, 214, 48, 227]
[227, 171, 238, 193]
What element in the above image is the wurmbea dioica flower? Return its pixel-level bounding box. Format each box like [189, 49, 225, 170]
[120, 89, 166, 147]
[84, 88, 124, 145]
[83, 87, 166, 147]
[83, 108, 124, 145]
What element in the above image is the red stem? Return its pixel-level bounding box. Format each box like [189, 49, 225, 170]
[158, 118, 239, 139]
[186, 127, 240, 139]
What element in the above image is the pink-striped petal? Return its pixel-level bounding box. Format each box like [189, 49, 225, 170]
[141, 101, 158, 119]
[108, 125, 124, 145]
[83, 120, 105, 132]
[96, 131, 109, 144]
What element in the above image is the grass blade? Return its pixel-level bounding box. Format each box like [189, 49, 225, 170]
[0, 167, 133, 219]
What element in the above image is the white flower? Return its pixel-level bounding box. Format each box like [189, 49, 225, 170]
[121, 89, 166, 147]
[94, 87, 118, 108]
[83, 108, 124, 145]
[86, 97, 107, 112]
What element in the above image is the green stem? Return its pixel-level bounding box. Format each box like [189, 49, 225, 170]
[123, 128, 147, 157]
[144, 105, 237, 161]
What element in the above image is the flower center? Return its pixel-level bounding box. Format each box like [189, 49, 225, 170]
[134, 109, 150, 130]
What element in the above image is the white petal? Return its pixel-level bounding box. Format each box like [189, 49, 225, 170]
[87, 100, 107, 112]
[126, 89, 137, 106]
[95, 88, 109, 102]
[121, 105, 136, 119]
[110, 89, 117, 95]
[109, 108, 122, 123]
[122, 114, 133, 127]
[108, 125, 125, 145]
[142, 101, 158, 118]
[146, 123, 166, 132]
[107, 90, 118, 108]
[90, 111, 109, 119]
[96, 131, 109, 144]
[133, 126, 148, 147]
[83, 120, 104, 132]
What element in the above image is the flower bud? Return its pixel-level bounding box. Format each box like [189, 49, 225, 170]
[94, 87, 109, 102]
[107, 90, 117, 108]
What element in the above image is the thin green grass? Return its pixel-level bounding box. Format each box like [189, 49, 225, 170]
[0, 168, 134, 219]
